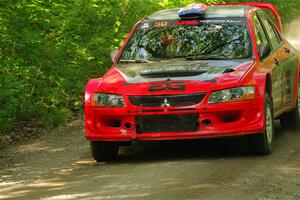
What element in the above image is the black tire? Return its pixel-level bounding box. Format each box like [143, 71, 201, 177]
[90, 141, 119, 162]
[247, 93, 274, 155]
[280, 100, 300, 130]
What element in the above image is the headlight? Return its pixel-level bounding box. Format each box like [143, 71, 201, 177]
[92, 93, 125, 107]
[208, 86, 255, 104]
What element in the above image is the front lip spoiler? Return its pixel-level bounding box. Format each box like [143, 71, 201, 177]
[85, 129, 264, 142]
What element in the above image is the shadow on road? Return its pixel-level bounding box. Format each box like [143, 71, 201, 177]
[115, 121, 284, 163]
[119, 138, 249, 162]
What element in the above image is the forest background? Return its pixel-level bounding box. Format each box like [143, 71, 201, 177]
[0, 0, 299, 137]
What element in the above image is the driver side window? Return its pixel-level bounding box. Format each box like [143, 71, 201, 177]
[258, 13, 281, 50]
[253, 14, 269, 52]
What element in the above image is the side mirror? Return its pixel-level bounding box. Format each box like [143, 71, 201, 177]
[110, 48, 119, 63]
[258, 43, 271, 59]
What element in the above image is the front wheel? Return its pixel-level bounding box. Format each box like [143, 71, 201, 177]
[248, 93, 274, 155]
[90, 141, 119, 162]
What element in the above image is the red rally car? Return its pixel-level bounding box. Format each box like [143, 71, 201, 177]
[84, 2, 300, 162]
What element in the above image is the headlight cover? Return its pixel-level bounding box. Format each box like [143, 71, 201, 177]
[92, 93, 125, 107]
[208, 86, 255, 104]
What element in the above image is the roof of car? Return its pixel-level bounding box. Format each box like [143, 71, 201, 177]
[148, 5, 250, 21]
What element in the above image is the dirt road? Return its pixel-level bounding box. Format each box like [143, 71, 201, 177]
[0, 118, 300, 200]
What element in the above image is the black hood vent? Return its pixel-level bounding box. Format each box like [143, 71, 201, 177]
[140, 70, 207, 78]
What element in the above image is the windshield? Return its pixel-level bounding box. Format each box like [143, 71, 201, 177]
[119, 18, 251, 62]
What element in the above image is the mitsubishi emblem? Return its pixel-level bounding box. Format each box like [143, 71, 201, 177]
[161, 98, 171, 107]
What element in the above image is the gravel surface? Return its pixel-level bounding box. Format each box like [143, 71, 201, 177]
[0, 119, 300, 200]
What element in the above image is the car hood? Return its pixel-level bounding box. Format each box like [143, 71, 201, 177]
[100, 59, 254, 95]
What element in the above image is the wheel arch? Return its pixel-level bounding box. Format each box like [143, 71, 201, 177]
[265, 73, 272, 96]
[252, 71, 272, 100]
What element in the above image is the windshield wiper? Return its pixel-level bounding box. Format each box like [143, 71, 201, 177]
[186, 38, 240, 61]
[119, 59, 151, 64]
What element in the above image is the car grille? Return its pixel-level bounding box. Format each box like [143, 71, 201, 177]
[128, 93, 206, 107]
[136, 114, 199, 133]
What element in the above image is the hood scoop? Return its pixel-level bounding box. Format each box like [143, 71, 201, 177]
[140, 69, 207, 78]
[223, 68, 236, 73]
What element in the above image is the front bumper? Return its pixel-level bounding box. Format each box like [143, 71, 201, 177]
[85, 98, 265, 142]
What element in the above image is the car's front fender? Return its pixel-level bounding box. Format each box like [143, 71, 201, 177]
[84, 78, 103, 108]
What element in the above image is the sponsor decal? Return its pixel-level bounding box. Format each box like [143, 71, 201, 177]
[149, 81, 186, 92]
[141, 22, 149, 29]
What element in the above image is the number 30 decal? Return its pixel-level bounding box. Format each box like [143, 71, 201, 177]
[154, 21, 168, 27]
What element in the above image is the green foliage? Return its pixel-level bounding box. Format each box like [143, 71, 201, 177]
[0, 0, 299, 134]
